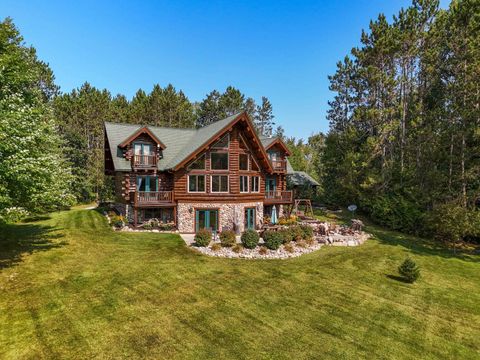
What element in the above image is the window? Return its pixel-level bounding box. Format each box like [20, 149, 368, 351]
[212, 134, 229, 149]
[251, 176, 260, 192]
[240, 175, 249, 193]
[188, 154, 205, 170]
[188, 175, 205, 192]
[211, 152, 228, 170]
[137, 176, 158, 192]
[134, 143, 153, 156]
[211, 175, 228, 193]
[239, 154, 248, 170]
[143, 208, 173, 223]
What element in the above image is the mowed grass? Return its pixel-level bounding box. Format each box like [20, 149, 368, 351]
[1, 207, 479, 359]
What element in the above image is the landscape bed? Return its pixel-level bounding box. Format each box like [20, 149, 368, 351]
[1, 206, 479, 359]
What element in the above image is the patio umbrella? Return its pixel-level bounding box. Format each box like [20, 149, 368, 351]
[271, 205, 278, 224]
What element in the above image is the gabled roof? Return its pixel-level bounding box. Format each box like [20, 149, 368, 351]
[118, 126, 166, 149]
[259, 136, 291, 156]
[104, 112, 273, 172]
[287, 171, 320, 187]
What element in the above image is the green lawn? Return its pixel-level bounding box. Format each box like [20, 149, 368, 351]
[1, 207, 479, 359]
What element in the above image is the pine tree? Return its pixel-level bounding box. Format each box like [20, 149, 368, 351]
[255, 97, 275, 137]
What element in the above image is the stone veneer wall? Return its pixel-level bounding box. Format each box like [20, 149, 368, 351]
[177, 202, 264, 233]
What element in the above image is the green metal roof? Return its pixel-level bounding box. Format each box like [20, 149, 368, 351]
[105, 113, 241, 171]
[287, 171, 320, 187]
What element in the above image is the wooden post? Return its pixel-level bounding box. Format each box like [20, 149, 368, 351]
[134, 207, 138, 227]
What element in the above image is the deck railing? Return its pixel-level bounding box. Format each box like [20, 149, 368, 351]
[135, 191, 173, 205]
[270, 159, 286, 171]
[133, 154, 157, 168]
[265, 190, 293, 203]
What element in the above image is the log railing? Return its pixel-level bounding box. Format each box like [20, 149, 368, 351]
[270, 159, 286, 172]
[135, 191, 174, 205]
[133, 154, 157, 168]
[265, 190, 293, 203]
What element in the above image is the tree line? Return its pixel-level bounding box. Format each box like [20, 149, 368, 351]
[321, 0, 480, 243]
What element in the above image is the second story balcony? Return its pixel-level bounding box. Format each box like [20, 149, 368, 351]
[264, 190, 293, 204]
[134, 191, 174, 206]
[133, 154, 157, 169]
[270, 159, 287, 172]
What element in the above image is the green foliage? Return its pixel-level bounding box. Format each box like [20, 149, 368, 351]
[194, 228, 212, 247]
[219, 230, 236, 247]
[426, 203, 480, 244]
[299, 225, 314, 240]
[0, 18, 74, 221]
[210, 243, 221, 252]
[262, 230, 283, 250]
[241, 229, 259, 249]
[321, 0, 480, 240]
[398, 257, 420, 283]
[110, 215, 125, 229]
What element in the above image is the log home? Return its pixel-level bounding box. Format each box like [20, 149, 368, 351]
[104, 112, 295, 233]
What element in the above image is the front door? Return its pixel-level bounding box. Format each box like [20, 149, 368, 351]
[195, 210, 218, 232]
[244, 208, 255, 230]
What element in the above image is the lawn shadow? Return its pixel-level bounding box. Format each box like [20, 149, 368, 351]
[369, 226, 480, 263]
[386, 274, 410, 283]
[0, 222, 65, 271]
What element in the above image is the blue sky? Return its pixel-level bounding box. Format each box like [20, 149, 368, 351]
[1, 0, 449, 139]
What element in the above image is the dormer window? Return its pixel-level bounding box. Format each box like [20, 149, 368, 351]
[133, 142, 156, 167]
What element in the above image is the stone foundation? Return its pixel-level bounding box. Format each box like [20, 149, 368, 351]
[177, 202, 264, 233]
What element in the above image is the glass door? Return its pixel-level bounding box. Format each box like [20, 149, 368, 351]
[244, 208, 255, 230]
[266, 177, 276, 192]
[195, 210, 218, 232]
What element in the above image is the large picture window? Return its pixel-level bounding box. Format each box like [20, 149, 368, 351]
[211, 152, 228, 170]
[251, 176, 260, 192]
[188, 175, 205, 192]
[240, 175, 249, 193]
[211, 175, 228, 193]
[239, 154, 248, 171]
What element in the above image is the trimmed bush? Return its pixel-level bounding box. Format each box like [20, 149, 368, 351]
[241, 229, 259, 249]
[277, 229, 293, 244]
[263, 230, 283, 250]
[194, 228, 212, 247]
[398, 257, 420, 283]
[110, 215, 125, 229]
[210, 243, 221, 251]
[289, 226, 304, 241]
[219, 230, 236, 247]
[300, 225, 314, 240]
[284, 243, 294, 253]
[232, 244, 244, 253]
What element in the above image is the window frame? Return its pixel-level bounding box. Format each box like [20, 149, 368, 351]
[210, 174, 229, 193]
[136, 175, 158, 192]
[240, 175, 249, 193]
[239, 153, 249, 171]
[187, 174, 206, 193]
[187, 154, 206, 171]
[251, 176, 260, 193]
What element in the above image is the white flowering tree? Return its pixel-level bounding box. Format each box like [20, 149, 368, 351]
[0, 18, 74, 222]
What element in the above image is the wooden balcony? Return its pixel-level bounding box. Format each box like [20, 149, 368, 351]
[264, 190, 293, 204]
[133, 154, 157, 168]
[270, 159, 287, 172]
[134, 191, 174, 206]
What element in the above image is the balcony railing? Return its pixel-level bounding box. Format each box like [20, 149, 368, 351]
[270, 159, 287, 172]
[135, 191, 174, 206]
[265, 190, 293, 203]
[133, 154, 157, 168]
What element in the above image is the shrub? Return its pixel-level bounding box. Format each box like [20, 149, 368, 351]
[210, 243, 222, 251]
[300, 225, 314, 240]
[194, 228, 212, 247]
[278, 229, 293, 244]
[159, 223, 175, 231]
[258, 246, 268, 255]
[284, 243, 294, 253]
[241, 229, 259, 249]
[398, 257, 420, 283]
[142, 222, 153, 230]
[278, 215, 297, 225]
[232, 244, 244, 253]
[219, 230, 236, 247]
[296, 239, 307, 248]
[289, 226, 304, 241]
[262, 230, 283, 250]
[110, 215, 125, 229]
[305, 237, 315, 246]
